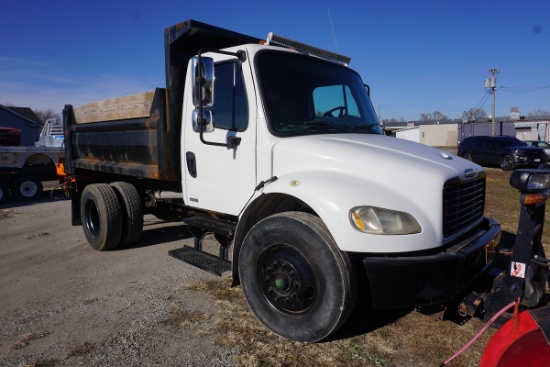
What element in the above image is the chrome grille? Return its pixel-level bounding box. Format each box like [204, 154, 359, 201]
[443, 175, 486, 237]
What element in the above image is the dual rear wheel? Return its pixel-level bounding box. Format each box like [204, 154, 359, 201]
[80, 182, 143, 251]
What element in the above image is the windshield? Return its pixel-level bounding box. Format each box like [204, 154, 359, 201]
[256, 50, 382, 137]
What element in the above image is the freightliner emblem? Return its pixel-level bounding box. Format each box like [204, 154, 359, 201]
[465, 169, 476, 178]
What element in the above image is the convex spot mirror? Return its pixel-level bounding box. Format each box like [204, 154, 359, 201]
[192, 110, 214, 133]
[192, 56, 215, 107]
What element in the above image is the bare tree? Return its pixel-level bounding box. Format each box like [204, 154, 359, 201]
[34, 108, 61, 123]
[462, 108, 488, 122]
[420, 113, 432, 121]
[528, 109, 550, 117]
[432, 111, 447, 121]
[420, 111, 448, 121]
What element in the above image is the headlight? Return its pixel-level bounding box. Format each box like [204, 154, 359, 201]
[510, 170, 550, 192]
[527, 173, 550, 190]
[349, 206, 422, 235]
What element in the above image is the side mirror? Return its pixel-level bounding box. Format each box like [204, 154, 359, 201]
[191, 56, 215, 107]
[192, 109, 214, 133]
[364, 84, 371, 97]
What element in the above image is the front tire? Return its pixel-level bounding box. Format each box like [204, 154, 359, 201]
[80, 184, 122, 251]
[239, 212, 356, 343]
[500, 155, 515, 170]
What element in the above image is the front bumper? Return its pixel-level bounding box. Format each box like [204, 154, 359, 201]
[515, 155, 546, 167]
[363, 217, 501, 308]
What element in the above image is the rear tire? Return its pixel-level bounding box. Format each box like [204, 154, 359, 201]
[239, 212, 356, 343]
[13, 175, 42, 201]
[0, 181, 8, 204]
[80, 184, 122, 251]
[110, 182, 143, 246]
[500, 155, 515, 170]
[461, 153, 472, 161]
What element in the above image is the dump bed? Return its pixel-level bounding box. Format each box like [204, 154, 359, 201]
[63, 20, 261, 188]
[63, 88, 178, 183]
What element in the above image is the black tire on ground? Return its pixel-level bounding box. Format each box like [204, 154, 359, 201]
[0, 181, 8, 203]
[80, 184, 123, 251]
[461, 153, 472, 161]
[110, 182, 144, 246]
[238, 211, 357, 343]
[13, 175, 43, 201]
[500, 155, 515, 170]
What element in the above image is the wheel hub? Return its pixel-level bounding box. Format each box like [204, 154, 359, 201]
[20, 181, 38, 197]
[259, 246, 316, 314]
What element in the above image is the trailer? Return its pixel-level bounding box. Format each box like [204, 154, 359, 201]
[61, 20, 502, 342]
[0, 118, 64, 203]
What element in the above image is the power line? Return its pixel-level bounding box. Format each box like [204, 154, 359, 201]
[500, 84, 550, 92]
[473, 91, 491, 110]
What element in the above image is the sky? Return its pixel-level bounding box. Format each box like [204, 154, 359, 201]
[1, 0, 549, 122]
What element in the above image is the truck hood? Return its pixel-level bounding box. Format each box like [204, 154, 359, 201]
[271, 134, 482, 183]
[268, 134, 488, 253]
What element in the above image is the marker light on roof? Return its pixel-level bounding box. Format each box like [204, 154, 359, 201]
[266, 32, 351, 66]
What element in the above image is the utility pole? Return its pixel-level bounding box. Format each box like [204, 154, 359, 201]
[485, 68, 500, 136]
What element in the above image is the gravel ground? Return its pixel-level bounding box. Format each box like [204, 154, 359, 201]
[0, 184, 235, 367]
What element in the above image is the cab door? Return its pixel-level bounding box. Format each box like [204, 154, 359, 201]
[182, 60, 256, 216]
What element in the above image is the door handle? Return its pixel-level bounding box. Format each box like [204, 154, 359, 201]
[186, 152, 197, 178]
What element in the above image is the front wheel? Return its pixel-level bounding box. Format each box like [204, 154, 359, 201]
[500, 155, 515, 170]
[239, 212, 356, 343]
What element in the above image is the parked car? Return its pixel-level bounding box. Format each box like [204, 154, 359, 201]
[525, 140, 550, 157]
[458, 136, 547, 170]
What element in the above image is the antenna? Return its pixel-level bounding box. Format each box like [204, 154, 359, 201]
[328, 9, 339, 53]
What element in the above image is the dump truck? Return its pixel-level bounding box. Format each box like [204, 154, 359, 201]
[0, 118, 64, 203]
[61, 19, 502, 342]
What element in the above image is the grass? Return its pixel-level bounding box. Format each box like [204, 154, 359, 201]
[0, 208, 13, 220]
[181, 277, 493, 367]
[18, 360, 59, 367]
[11, 331, 50, 350]
[66, 342, 95, 357]
[177, 167, 550, 367]
[484, 167, 550, 252]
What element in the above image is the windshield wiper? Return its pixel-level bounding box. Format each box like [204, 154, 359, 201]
[297, 120, 336, 126]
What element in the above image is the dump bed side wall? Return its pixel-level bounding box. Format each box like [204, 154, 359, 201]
[64, 88, 180, 184]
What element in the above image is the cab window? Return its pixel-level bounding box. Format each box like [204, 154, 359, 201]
[212, 62, 248, 131]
